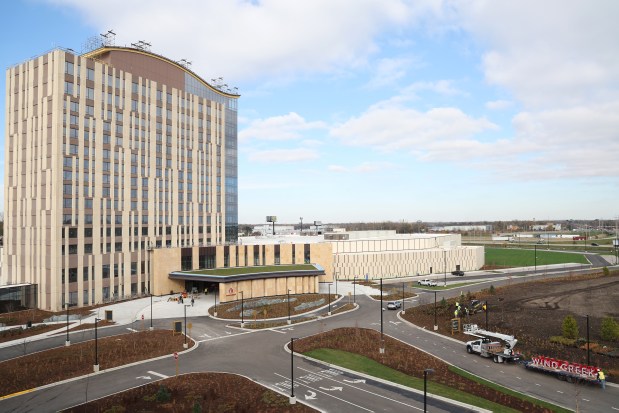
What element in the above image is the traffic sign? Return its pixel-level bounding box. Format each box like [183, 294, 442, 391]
[141, 314, 144, 320]
[173, 352, 178, 360]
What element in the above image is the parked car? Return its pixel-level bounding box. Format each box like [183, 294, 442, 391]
[452, 270, 465, 276]
[591, 243, 599, 246]
[417, 279, 438, 287]
[387, 301, 402, 310]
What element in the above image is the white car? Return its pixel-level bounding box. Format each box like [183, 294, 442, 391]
[417, 279, 438, 287]
[387, 301, 402, 310]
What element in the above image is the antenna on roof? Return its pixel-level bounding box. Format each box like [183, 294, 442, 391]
[178, 59, 192, 69]
[100, 30, 116, 46]
[131, 40, 151, 51]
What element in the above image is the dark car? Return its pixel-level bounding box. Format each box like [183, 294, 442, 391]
[452, 270, 465, 276]
[591, 243, 599, 246]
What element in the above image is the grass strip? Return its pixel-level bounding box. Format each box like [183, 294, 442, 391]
[485, 248, 588, 267]
[448, 365, 572, 413]
[304, 348, 519, 413]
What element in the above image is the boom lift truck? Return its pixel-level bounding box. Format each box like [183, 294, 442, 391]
[464, 324, 520, 363]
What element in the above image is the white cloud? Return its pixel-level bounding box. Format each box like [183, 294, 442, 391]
[331, 106, 497, 153]
[328, 162, 396, 173]
[366, 57, 418, 88]
[239, 112, 325, 142]
[51, 0, 426, 82]
[373, 80, 464, 107]
[485, 100, 512, 110]
[454, 1, 619, 109]
[248, 148, 319, 163]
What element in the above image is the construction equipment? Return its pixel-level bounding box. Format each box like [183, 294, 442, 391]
[464, 324, 520, 363]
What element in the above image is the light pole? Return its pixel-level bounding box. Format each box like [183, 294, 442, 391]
[434, 291, 437, 330]
[290, 337, 297, 404]
[183, 304, 190, 348]
[586, 314, 590, 366]
[150, 292, 153, 331]
[534, 244, 537, 273]
[327, 284, 332, 316]
[380, 278, 384, 354]
[423, 368, 435, 412]
[335, 271, 338, 296]
[240, 291, 245, 328]
[214, 287, 218, 317]
[299, 217, 303, 235]
[353, 276, 357, 304]
[65, 302, 70, 346]
[94, 317, 101, 372]
[485, 300, 489, 330]
[443, 250, 447, 287]
[401, 282, 405, 315]
[287, 289, 292, 325]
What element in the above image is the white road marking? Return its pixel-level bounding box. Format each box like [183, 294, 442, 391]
[582, 399, 590, 402]
[273, 373, 374, 412]
[126, 328, 138, 332]
[305, 390, 317, 400]
[147, 370, 169, 379]
[268, 329, 286, 334]
[297, 367, 423, 411]
[343, 379, 366, 384]
[136, 375, 151, 380]
[535, 383, 541, 386]
[516, 377, 521, 380]
[610, 406, 618, 410]
[319, 386, 343, 391]
[500, 371, 504, 374]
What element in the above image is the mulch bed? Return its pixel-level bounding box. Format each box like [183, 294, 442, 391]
[62, 372, 316, 413]
[0, 330, 193, 396]
[209, 294, 339, 320]
[402, 272, 619, 382]
[295, 327, 550, 412]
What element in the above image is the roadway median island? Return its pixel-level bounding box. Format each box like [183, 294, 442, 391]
[0, 330, 194, 398]
[61, 373, 317, 413]
[401, 271, 619, 383]
[295, 327, 570, 413]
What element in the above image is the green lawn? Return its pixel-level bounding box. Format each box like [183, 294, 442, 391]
[485, 248, 589, 267]
[180, 264, 318, 276]
[303, 348, 568, 413]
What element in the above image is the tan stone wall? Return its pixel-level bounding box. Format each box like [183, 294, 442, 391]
[151, 249, 184, 295]
[310, 242, 333, 282]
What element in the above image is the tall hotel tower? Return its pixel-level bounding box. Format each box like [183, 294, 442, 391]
[3, 45, 239, 311]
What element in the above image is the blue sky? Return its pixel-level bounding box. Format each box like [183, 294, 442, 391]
[2, 0, 618, 225]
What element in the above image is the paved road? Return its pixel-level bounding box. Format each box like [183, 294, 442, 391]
[1, 267, 617, 412]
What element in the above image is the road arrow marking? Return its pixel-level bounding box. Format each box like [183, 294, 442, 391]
[305, 390, 317, 400]
[319, 386, 343, 391]
[343, 379, 366, 384]
[127, 328, 138, 332]
[147, 371, 169, 379]
[136, 375, 151, 380]
[389, 321, 401, 325]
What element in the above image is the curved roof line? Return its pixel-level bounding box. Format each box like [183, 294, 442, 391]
[82, 46, 240, 99]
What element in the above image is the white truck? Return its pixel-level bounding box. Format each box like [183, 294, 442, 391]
[464, 324, 520, 363]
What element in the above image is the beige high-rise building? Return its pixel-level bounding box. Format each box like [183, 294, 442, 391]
[3, 44, 239, 311]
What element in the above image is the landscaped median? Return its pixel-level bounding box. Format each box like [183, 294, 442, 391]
[0, 330, 193, 398]
[293, 327, 570, 413]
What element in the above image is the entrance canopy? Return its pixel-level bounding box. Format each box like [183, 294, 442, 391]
[169, 264, 325, 283]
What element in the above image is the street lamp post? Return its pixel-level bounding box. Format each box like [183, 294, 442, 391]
[353, 276, 357, 304]
[401, 282, 405, 315]
[150, 292, 153, 331]
[287, 289, 292, 325]
[423, 368, 435, 412]
[380, 278, 384, 354]
[214, 288, 218, 317]
[299, 217, 303, 235]
[290, 337, 296, 404]
[65, 303, 70, 346]
[240, 291, 245, 328]
[327, 284, 332, 316]
[183, 304, 190, 348]
[586, 314, 590, 366]
[534, 244, 537, 273]
[485, 300, 489, 330]
[335, 271, 338, 296]
[434, 291, 437, 330]
[94, 317, 101, 372]
[443, 250, 447, 287]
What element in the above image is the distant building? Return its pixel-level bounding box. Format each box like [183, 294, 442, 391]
[429, 225, 493, 232]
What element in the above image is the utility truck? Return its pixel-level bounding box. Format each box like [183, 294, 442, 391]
[464, 324, 520, 363]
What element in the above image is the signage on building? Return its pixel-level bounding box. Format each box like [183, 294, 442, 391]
[266, 216, 277, 222]
[226, 287, 237, 296]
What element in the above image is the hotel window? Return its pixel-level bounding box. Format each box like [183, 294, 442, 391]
[65, 61, 74, 75]
[87, 68, 95, 81]
[86, 87, 94, 100]
[64, 81, 73, 95]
